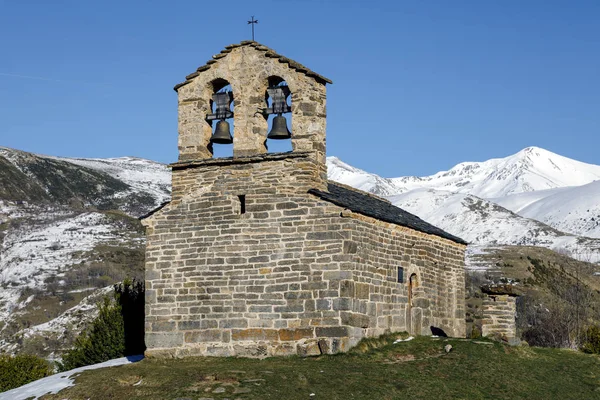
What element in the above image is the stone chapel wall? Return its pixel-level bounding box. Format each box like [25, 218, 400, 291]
[335, 212, 466, 339]
[143, 153, 466, 357]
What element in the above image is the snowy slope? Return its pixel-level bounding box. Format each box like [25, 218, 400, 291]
[0, 146, 171, 217]
[0, 201, 145, 355]
[388, 189, 600, 261]
[49, 155, 171, 210]
[488, 187, 571, 213]
[327, 157, 400, 196]
[516, 180, 600, 239]
[0, 148, 162, 357]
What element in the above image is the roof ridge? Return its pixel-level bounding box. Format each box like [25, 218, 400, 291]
[174, 41, 332, 91]
[309, 183, 468, 245]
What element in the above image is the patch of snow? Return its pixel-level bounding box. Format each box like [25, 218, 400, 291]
[0, 204, 143, 345]
[393, 336, 414, 343]
[0, 355, 144, 400]
[22, 286, 112, 338]
[48, 155, 171, 211]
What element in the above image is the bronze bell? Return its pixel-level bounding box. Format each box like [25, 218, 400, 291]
[267, 115, 291, 140]
[211, 120, 233, 144]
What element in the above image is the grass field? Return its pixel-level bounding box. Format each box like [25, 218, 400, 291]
[41, 334, 600, 400]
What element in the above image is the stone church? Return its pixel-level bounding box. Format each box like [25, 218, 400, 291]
[141, 41, 467, 358]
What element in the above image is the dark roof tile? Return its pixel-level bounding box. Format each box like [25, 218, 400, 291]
[309, 182, 468, 245]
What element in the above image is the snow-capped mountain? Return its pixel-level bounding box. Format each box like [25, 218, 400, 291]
[326, 157, 400, 196]
[328, 146, 600, 200]
[391, 146, 600, 198]
[327, 146, 600, 256]
[517, 180, 600, 239]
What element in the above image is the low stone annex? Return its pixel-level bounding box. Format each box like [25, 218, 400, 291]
[141, 41, 468, 358]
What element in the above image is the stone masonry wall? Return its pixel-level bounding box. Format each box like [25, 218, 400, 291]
[338, 212, 466, 338]
[143, 154, 466, 357]
[481, 294, 517, 340]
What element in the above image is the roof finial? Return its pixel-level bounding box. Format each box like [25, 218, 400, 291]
[247, 16, 258, 41]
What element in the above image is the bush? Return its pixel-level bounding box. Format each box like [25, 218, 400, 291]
[58, 297, 125, 372]
[0, 354, 52, 392]
[58, 279, 145, 372]
[580, 325, 600, 354]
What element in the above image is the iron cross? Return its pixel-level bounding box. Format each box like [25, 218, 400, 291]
[248, 16, 258, 41]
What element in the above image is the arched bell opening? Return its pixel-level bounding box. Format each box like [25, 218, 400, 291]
[264, 76, 292, 153]
[207, 79, 234, 158]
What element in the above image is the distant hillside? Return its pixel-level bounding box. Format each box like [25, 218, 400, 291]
[465, 245, 600, 346]
[0, 147, 170, 358]
[0, 147, 170, 217]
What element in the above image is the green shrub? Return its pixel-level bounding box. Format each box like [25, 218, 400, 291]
[58, 279, 145, 372]
[58, 297, 125, 372]
[581, 325, 600, 354]
[0, 354, 52, 392]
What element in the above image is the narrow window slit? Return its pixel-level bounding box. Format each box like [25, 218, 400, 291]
[238, 195, 246, 214]
[397, 267, 404, 283]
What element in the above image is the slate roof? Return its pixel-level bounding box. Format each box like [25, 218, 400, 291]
[138, 201, 169, 221]
[174, 41, 332, 91]
[309, 182, 468, 245]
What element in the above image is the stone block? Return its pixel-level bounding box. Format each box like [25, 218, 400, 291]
[219, 319, 248, 329]
[297, 340, 321, 357]
[306, 231, 343, 241]
[152, 321, 176, 332]
[340, 312, 370, 328]
[315, 326, 349, 338]
[272, 343, 296, 356]
[316, 299, 331, 310]
[231, 329, 279, 341]
[323, 271, 353, 281]
[355, 283, 370, 300]
[233, 344, 268, 358]
[278, 328, 314, 341]
[145, 332, 184, 348]
[339, 280, 354, 297]
[185, 330, 221, 343]
[333, 298, 352, 311]
[178, 320, 201, 330]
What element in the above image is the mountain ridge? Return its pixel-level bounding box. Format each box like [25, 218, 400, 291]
[327, 146, 600, 241]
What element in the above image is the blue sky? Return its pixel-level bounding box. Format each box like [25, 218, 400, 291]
[0, 0, 598, 177]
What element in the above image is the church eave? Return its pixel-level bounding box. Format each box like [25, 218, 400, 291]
[173, 41, 332, 91]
